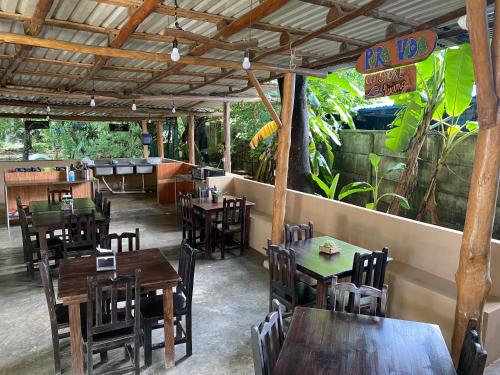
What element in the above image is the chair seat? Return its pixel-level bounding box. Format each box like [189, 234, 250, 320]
[296, 281, 317, 305]
[141, 292, 187, 319]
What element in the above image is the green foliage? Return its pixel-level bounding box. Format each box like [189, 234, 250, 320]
[339, 153, 409, 211]
[444, 44, 474, 117]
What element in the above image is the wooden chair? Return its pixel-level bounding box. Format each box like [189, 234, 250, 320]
[40, 256, 71, 375]
[212, 197, 246, 259]
[349, 248, 389, 314]
[284, 221, 313, 245]
[93, 190, 103, 212]
[456, 318, 487, 375]
[60, 211, 98, 258]
[141, 240, 197, 366]
[267, 243, 316, 317]
[251, 299, 286, 375]
[100, 229, 140, 252]
[330, 276, 388, 317]
[85, 269, 142, 375]
[47, 187, 73, 203]
[179, 193, 204, 248]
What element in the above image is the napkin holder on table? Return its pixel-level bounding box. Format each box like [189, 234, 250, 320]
[96, 246, 117, 271]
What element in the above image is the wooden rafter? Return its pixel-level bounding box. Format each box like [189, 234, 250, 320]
[0, 33, 326, 78]
[133, 0, 292, 92]
[67, 0, 160, 91]
[0, 0, 53, 86]
[0, 112, 220, 121]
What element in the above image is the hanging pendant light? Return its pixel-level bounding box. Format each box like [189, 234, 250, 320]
[46, 112, 50, 121]
[148, 114, 152, 124]
[242, 50, 251, 70]
[171, 39, 180, 62]
[46, 102, 51, 113]
[90, 80, 96, 107]
[131, 100, 137, 111]
[457, 15, 468, 30]
[172, 105, 176, 114]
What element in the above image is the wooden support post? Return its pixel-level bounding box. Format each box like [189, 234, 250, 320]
[188, 115, 195, 165]
[141, 120, 149, 158]
[156, 120, 164, 158]
[451, 0, 500, 363]
[247, 70, 282, 128]
[271, 73, 296, 245]
[223, 102, 231, 173]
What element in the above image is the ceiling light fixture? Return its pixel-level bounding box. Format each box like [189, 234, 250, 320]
[90, 80, 96, 107]
[242, 50, 251, 70]
[171, 39, 180, 62]
[457, 15, 468, 30]
[132, 100, 137, 111]
[172, 105, 176, 114]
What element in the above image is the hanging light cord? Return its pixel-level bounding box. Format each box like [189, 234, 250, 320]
[174, 0, 183, 31]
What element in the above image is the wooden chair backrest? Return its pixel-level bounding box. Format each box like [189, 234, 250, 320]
[94, 191, 103, 211]
[40, 256, 58, 329]
[61, 211, 97, 257]
[268, 244, 297, 307]
[47, 187, 73, 203]
[179, 193, 194, 224]
[284, 221, 313, 245]
[331, 276, 388, 317]
[251, 307, 285, 375]
[177, 240, 197, 305]
[102, 197, 111, 218]
[17, 196, 33, 262]
[100, 229, 140, 252]
[86, 269, 141, 338]
[457, 318, 487, 375]
[222, 197, 246, 228]
[351, 247, 389, 290]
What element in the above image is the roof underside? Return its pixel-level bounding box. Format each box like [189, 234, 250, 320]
[0, 0, 487, 121]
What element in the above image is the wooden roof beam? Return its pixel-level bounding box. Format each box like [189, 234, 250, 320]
[67, 0, 160, 91]
[0, 0, 53, 86]
[0, 33, 326, 78]
[0, 112, 222, 122]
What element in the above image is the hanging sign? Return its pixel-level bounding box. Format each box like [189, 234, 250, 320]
[24, 120, 49, 131]
[356, 30, 437, 74]
[109, 123, 129, 132]
[365, 66, 417, 99]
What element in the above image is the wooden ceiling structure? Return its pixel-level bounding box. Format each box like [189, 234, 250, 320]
[0, 0, 481, 121]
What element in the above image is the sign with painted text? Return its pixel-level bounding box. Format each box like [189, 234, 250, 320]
[109, 123, 129, 132]
[356, 30, 437, 74]
[365, 66, 417, 99]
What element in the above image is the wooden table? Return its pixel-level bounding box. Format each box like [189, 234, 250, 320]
[192, 196, 255, 258]
[29, 198, 95, 213]
[285, 235, 372, 308]
[274, 307, 455, 375]
[58, 249, 181, 375]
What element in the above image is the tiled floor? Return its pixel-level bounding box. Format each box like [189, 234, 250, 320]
[0, 193, 268, 374]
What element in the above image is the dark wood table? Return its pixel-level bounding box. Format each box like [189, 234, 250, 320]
[192, 196, 255, 258]
[285, 235, 372, 308]
[29, 198, 95, 213]
[58, 249, 181, 375]
[274, 307, 455, 375]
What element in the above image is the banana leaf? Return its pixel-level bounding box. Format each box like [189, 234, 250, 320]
[249, 120, 278, 149]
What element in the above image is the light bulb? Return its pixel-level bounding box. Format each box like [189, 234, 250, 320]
[148, 118, 152, 124]
[171, 39, 180, 62]
[242, 51, 251, 70]
[46, 104, 51, 113]
[46, 114, 50, 121]
[457, 15, 468, 30]
[172, 106, 176, 114]
[132, 100, 137, 111]
[90, 96, 96, 107]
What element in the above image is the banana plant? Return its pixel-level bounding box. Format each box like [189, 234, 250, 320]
[339, 153, 409, 211]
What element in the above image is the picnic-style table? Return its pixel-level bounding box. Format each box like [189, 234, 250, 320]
[29, 197, 95, 213]
[284, 235, 374, 308]
[274, 307, 455, 375]
[58, 249, 181, 375]
[192, 195, 255, 258]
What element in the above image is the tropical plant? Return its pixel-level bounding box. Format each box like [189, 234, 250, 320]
[339, 153, 409, 211]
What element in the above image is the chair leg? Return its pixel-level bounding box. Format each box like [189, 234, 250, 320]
[87, 343, 93, 375]
[134, 335, 140, 375]
[186, 311, 192, 357]
[143, 319, 153, 367]
[51, 331, 61, 375]
[221, 232, 225, 260]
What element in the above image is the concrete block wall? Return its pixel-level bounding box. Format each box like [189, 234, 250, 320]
[332, 130, 489, 236]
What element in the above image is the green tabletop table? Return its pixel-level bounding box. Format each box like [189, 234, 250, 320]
[29, 198, 95, 213]
[284, 235, 374, 309]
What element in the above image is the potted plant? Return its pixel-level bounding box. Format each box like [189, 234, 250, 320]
[212, 191, 225, 203]
[319, 239, 340, 255]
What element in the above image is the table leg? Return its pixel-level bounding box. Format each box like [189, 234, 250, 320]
[163, 288, 175, 368]
[204, 213, 213, 259]
[69, 303, 84, 375]
[316, 281, 328, 309]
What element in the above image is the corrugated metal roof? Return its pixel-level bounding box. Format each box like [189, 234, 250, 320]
[0, 0, 481, 119]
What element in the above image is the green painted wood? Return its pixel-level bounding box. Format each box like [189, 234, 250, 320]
[32, 209, 105, 227]
[29, 198, 95, 213]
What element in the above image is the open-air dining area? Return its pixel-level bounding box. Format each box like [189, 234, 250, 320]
[1, 0, 500, 374]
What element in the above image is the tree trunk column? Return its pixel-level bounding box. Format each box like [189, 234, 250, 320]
[223, 102, 231, 173]
[451, 0, 500, 362]
[156, 120, 164, 159]
[188, 115, 195, 165]
[141, 120, 149, 158]
[271, 73, 296, 245]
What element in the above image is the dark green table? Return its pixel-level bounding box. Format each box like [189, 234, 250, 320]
[29, 198, 95, 213]
[285, 235, 372, 309]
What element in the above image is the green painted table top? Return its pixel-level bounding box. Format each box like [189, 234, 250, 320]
[31, 208, 105, 228]
[29, 198, 95, 213]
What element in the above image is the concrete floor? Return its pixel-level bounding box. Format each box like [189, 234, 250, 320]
[0, 193, 269, 375]
[1, 193, 500, 374]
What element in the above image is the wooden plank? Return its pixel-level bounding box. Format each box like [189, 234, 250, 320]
[451, 0, 500, 364]
[0, 32, 326, 78]
[163, 287, 175, 368]
[156, 120, 164, 159]
[0, 0, 54, 85]
[364, 65, 417, 99]
[271, 73, 295, 244]
[188, 115, 195, 165]
[68, 303, 84, 375]
[247, 70, 282, 128]
[223, 102, 231, 172]
[356, 30, 437, 74]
